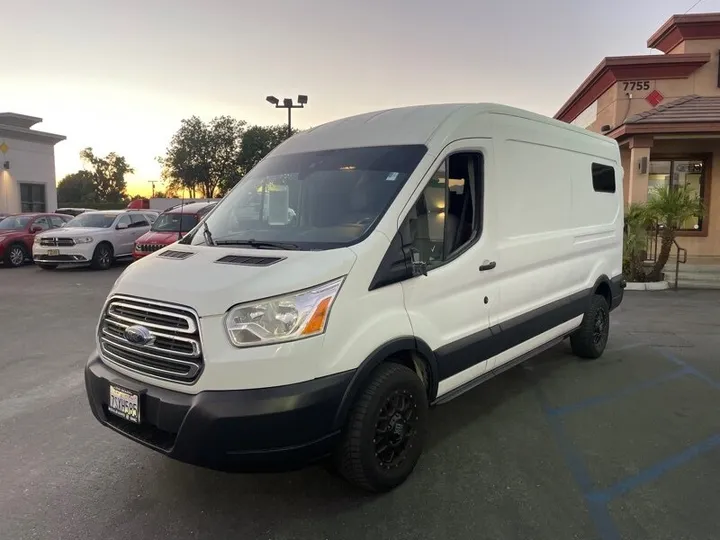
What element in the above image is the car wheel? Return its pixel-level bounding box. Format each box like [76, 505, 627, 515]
[334, 362, 428, 493]
[37, 263, 58, 270]
[570, 294, 610, 360]
[5, 243, 27, 267]
[90, 243, 113, 270]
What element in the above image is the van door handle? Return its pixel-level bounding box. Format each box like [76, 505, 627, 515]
[479, 260, 496, 271]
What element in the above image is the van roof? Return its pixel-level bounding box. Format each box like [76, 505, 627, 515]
[273, 103, 613, 156]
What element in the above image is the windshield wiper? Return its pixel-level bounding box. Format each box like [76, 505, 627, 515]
[214, 239, 299, 250]
[203, 221, 215, 246]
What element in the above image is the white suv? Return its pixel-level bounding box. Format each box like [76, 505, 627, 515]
[33, 210, 155, 270]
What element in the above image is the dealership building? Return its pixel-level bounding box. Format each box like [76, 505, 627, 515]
[555, 12, 720, 262]
[0, 113, 65, 215]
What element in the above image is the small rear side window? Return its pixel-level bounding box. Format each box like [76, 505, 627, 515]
[592, 163, 616, 193]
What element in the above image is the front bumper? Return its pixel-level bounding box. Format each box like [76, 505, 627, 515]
[85, 353, 354, 472]
[33, 243, 94, 264]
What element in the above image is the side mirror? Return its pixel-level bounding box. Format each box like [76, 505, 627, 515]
[30, 225, 42, 233]
[116, 222, 129, 230]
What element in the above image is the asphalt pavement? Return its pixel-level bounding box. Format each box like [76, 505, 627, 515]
[1, 263, 720, 540]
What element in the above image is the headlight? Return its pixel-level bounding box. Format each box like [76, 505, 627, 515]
[75, 236, 94, 244]
[33, 236, 42, 244]
[224, 277, 344, 347]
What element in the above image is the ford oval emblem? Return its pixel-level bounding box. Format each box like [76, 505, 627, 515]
[124, 325, 155, 346]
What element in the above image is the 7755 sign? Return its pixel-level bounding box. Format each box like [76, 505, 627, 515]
[622, 81, 651, 92]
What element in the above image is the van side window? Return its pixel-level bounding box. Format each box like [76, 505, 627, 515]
[592, 163, 616, 193]
[402, 152, 483, 268]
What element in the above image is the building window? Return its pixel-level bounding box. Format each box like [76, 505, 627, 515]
[648, 159, 705, 231]
[591, 163, 616, 193]
[401, 152, 483, 269]
[20, 183, 46, 212]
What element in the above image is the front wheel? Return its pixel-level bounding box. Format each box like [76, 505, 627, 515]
[90, 243, 113, 270]
[4, 244, 27, 267]
[334, 362, 428, 493]
[570, 294, 610, 360]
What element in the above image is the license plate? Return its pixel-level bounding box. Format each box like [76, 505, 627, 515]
[47, 249, 60, 256]
[108, 384, 141, 424]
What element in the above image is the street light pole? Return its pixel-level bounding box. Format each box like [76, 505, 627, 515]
[266, 95, 308, 138]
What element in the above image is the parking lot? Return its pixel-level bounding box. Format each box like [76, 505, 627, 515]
[1, 264, 720, 540]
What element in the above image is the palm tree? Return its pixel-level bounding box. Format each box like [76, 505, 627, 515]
[623, 203, 652, 282]
[644, 184, 704, 282]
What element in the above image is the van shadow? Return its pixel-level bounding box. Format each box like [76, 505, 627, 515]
[140, 343, 577, 529]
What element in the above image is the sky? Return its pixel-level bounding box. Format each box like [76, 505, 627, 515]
[2, 0, 718, 196]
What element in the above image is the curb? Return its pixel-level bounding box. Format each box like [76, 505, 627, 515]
[625, 281, 670, 291]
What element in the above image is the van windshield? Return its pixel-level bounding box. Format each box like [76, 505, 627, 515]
[183, 144, 427, 250]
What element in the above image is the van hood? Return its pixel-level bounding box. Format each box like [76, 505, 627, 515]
[110, 245, 358, 317]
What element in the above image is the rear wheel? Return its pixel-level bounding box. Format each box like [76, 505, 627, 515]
[90, 243, 113, 270]
[334, 362, 428, 493]
[4, 243, 27, 267]
[570, 294, 610, 360]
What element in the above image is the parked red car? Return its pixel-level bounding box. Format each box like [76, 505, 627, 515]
[133, 201, 216, 260]
[0, 213, 73, 267]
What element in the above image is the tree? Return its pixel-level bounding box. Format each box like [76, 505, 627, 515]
[57, 170, 96, 204]
[160, 116, 246, 199]
[644, 184, 704, 281]
[79, 147, 133, 203]
[215, 124, 297, 195]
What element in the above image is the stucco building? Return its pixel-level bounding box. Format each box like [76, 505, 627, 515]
[555, 12, 720, 262]
[0, 113, 65, 215]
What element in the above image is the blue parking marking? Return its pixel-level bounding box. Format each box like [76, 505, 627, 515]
[538, 343, 720, 540]
[587, 433, 720, 504]
[536, 386, 622, 540]
[546, 368, 690, 417]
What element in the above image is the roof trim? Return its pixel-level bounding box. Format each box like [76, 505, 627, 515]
[554, 53, 710, 123]
[648, 12, 720, 53]
[0, 124, 66, 145]
[0, 112, 43, 129]
[607, 121, 720, 139]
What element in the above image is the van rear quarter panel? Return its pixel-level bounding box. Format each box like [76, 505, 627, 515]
[490, 113, 622, 329]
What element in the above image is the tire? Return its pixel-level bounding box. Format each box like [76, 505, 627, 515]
[570, 294, 610, 360]
[37, 263, 58, 270]
[90, 243, 113, 270]
[334, 362, 428, 493]
[4, 243, 27, 267]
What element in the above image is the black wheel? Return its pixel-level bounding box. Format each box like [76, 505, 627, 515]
[334, 362, 428, 493]
[37, 263, 58, 270]
[90, 243, 113, 270]
[4, 243, 27, 267]
[570, 294, 610, 360]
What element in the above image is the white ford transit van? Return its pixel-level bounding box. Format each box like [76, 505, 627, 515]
[85, 103, 625, 492]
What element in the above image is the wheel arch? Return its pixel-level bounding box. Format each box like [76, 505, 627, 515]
[591, 274, 612, 308]
[332, 337, 439, 431]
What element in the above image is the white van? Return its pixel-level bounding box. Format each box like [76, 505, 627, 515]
[85, 103, 625, 492]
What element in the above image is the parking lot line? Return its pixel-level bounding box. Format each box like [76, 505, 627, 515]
[536, 384, 622, 540]
[586, 433, 720, 505]
[537, 343, 720, 540]
[545, 367, 690, 417]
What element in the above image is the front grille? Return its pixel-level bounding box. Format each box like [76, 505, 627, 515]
[98, 296, 203, 384]
[136, 243, 164, 253]
[40, 237, 75, 247]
